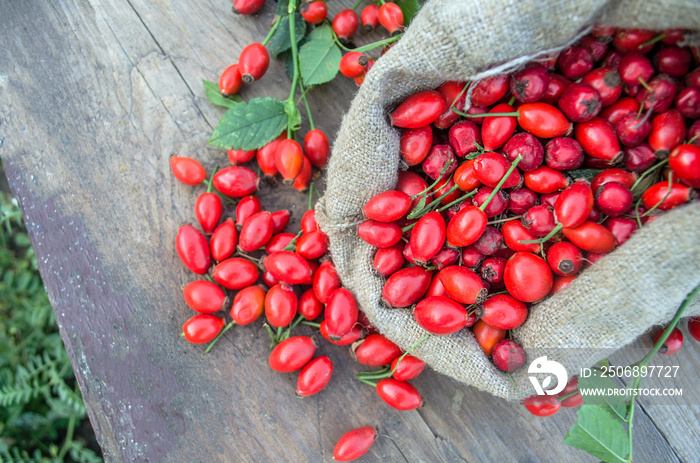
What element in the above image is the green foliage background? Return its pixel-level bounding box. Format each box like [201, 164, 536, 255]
[0, 192, 102, 463]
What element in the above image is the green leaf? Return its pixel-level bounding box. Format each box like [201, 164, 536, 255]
[578, 370, 628, 420]
[568, 169, 603, 182]
[395, 0, 423, 26]
[203, 80, 243, 108]
[268, 12, 306, 57]
[307, 21, 333, 41]
[299, 24, 341, 86]
[209, 97, 288, 151]
[564, 405, 630, 463]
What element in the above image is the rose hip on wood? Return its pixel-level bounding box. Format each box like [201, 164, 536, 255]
[176, 224, 211, 275]
[183, 314, 225, 344]
[353, 334, 403, 367]
[183, 280, 227, 314]
[333, 427, 377, 462]
[376, 378, 422, 410]
[269, 336, 316, 373]
[230, 285, 265, 325]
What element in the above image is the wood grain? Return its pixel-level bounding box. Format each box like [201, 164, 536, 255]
[0, 0, 696, 461]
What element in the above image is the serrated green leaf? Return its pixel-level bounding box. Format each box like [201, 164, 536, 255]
[568, 169, 604, 182]
[299, 24, 341, 86]
[209, 97, 288, 151]
[202, 80, 243, 108]
[268, 12, 306, 57]
[307, 21, 333, 41]
[578, 370, 628, 420]
[564, 405, 629, 463]
[395, 0, 423, 26]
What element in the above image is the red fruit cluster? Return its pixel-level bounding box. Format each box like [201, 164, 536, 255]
[359, 26, 699, 396]
[335, 3, 406, 86]
[171, 160, 428, 411]
[228, 129, 330, 191]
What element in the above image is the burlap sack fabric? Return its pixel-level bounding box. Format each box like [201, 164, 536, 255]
[316, 0, 700, 401]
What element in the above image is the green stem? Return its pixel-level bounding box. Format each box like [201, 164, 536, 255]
[261, 16, 282, 47]
[206, 166, 218, 193]
[391, 334, 431, 374]
[436, 190, 477, 213]
[639, 284, 700, 367]
[627, 398, 636, 462]
[641, 172, 674, 218]
[205, 321, 236, 353]
[286, 0, 301, 138]
[408, 183, 460, 219]
[357, 378, 378, 387]
[487, 215, 522, 225]
[454, 109, 519, 118]
[638, 33, 665, 49]
[478, 155, 522, 212]
[352, 0, 364, 10]
[57, 412, 76, 460]
[410, 160, 456, 199]
[204, 274, 215, 283]
[301, 321, 321, 328]
[637, 76, 653, 92]
[449, 83, 470, 112]
[333, 31, 402, 53]
[557, 389, 580, 402]
[301, 85, 315, 131]
[308, 183, 315, 210]
[630, 159, 668, 192]
[508, 96, 516, 106]
[519, 223, 562, 244]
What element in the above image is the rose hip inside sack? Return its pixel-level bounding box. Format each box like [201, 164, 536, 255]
[315, 0, 700, 400]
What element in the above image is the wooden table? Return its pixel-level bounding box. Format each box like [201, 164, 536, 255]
[2, 1, 698, 461]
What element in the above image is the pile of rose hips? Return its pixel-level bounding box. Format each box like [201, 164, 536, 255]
[170, 155, 426, 460]
[358, 26, 700, 418]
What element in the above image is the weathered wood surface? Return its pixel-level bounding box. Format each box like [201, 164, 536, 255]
[0, 1, 697, 462]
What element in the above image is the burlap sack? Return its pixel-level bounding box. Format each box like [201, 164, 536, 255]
[316, 0, 700, 401]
